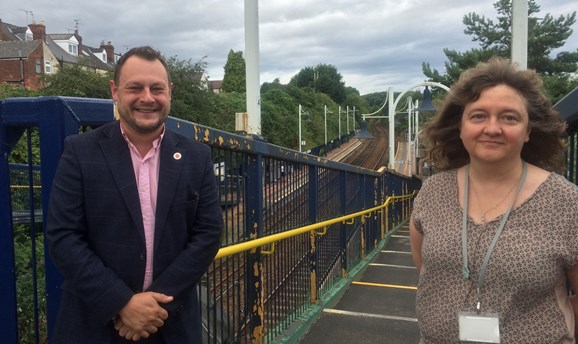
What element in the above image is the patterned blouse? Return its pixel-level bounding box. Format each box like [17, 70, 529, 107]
[412, 170, 578, 343]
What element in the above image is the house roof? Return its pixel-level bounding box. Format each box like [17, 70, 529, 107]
[0, 40, 41, 59]
[1, 19, 114, 72]
[49, 33, 76, 41]
[209, 80, 222, 89]
[45, 35, 112, 71]
[2, 21, 27, 41]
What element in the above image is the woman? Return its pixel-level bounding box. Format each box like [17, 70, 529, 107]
[410, 58, 578, 343]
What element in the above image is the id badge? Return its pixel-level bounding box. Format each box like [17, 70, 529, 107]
[458, 311, 500, 343]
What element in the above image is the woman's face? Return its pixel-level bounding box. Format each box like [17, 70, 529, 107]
[460, 84, 530, 164]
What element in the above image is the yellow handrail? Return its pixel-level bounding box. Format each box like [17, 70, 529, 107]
[214, 191, 416, 259]
[314, 226, 328, 236]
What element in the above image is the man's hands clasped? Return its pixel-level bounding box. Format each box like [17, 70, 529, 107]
[114, 292, 174, 341]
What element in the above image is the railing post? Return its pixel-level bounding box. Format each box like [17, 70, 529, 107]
[245, 153, 265, 343]
[365, 175, 377, 250]
[378, 174, 385, 240]
[339, 171, 348, 277]
[309, 231, 317, 303]
[360, 175, 367, 259]
[0, 106, 19, 344]
[567, 135, 576, 183]
[308, 165, 319, 303]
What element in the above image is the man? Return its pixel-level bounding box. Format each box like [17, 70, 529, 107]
[46, 46, 223, 343]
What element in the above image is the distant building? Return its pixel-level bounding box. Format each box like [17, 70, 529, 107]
[0, 18, 120, 89]
[209, 80, 223, 94]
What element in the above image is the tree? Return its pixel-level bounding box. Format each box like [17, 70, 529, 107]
[166, 56, 212, 122]
[289, 64, 347, 104]
[207, 91, 245, 132]
[423, 0, 578, 102]
[261, 87, 299, 147]
[288, 66, 315, 89]
[221, 50, 246, 93]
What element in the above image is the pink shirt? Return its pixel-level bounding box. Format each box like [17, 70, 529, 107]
[121, 125, 164, 290]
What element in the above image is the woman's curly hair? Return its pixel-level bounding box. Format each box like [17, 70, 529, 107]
[423, 57, 566, 173]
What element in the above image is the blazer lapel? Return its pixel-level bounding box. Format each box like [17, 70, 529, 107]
[99, 122, 145, 242]
[154, 131, 184, 249]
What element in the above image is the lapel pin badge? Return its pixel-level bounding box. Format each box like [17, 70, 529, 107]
[173, 152, 182, 160]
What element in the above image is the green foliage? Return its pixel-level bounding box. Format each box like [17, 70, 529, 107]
[221, 50, 246, 93]
[261, 87, 300, 147]
[259, 80, 370, 150]
[363, 91, 389, 110]
[207, 92, 245, 132]
[7, 128, 41, 165]
[0, 84, 41, 100]
[288, 64, 347, 103]
[423, 0, 578, 103]
[166, 56, 212, 122]
[41, 63, 111, 98]
[0, 83, 42, 170]
[344, 88, 369, 115]
[14, 224, 47, 344]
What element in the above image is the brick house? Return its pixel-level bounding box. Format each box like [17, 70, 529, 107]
[0, 19, 119, 90]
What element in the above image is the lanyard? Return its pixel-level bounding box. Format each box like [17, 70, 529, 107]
[461, 161, 527, 311]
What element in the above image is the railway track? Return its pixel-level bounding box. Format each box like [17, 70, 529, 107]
[341, 123, 388, 170]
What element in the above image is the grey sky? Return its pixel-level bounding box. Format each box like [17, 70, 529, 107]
[1, 0, 577, 94]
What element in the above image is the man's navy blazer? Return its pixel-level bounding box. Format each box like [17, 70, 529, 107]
[46, 121, 223, 343]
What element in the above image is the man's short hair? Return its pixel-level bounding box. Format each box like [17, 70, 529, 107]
[113, 46, 171, 84]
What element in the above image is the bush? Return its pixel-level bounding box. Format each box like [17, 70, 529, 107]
[13, 224, 47, 344]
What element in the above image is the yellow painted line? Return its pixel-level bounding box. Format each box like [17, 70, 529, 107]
[369, 263, 416, 269]
[323, 308, 417, 322]
[352, 281, 417, 290]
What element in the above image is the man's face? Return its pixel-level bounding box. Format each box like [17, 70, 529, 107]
[110, 56, 172, 136]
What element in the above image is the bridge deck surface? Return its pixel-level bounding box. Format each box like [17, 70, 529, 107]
[298, 224, 420, 343]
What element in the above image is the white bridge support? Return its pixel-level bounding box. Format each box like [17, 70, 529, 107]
[361, 82, 449, 173]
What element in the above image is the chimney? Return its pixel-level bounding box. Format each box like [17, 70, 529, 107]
[101, 41, 115, 64]
[74, 29, 83, 55]
[28, 21, 46, 42]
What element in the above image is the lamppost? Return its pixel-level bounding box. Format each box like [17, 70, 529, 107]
[406, 97, 418, 175]
[324, 105, 333, 146]
[352, 106, 357, 133]
[346, 106, 350, 134]
[298, 104, 310, 153]
[338, 106, 347, 140]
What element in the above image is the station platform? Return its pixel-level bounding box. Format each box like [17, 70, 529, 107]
[298, 224, 421, 343]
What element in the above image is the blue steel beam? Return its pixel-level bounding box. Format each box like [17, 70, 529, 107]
[0, 101, 19, 344]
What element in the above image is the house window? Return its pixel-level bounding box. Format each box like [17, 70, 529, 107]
[45, 61, 52, 74]
[68, 44, 78, 55]
[35, 59, 41, 73]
